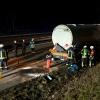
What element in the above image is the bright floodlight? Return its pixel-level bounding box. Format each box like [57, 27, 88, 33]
[52, 24, 73, 50]
[0, 44, 4, 48]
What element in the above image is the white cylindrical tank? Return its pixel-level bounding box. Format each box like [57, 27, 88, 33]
[52, 24, 73, 50]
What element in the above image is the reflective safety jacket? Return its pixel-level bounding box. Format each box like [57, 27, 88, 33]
[81, 48, 88, 58]
[68, 49, 74, 59]
[89, 49, 95, 60]
[90, 49, 95, 57]
[0, 49, 7, 59]
[29, 41, 35, 49]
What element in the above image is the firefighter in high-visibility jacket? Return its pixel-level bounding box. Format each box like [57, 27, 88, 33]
[89, 46, 95, 67]
[29, 38, 35, 53]
[81, 45, 89, 67]
[67, 45, 75, 64]
[0, 44, 7, 69]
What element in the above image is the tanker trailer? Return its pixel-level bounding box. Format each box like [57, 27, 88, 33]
[49, 24, 73, 61]
[49, 24, 100, 62]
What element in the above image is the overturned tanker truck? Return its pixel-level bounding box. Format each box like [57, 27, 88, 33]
[49, 24, 74, 61]
[49, 24, 100, 62]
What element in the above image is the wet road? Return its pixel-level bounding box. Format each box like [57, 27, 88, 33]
[0, 52, 48, 91]
[0, 41, 54, 91]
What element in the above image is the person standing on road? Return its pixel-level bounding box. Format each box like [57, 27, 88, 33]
[0, 44, 8, 70]
[29, 38, 35, 53]
[13, 40, 18, 57]
[22, 39, 26, 55]
[46, 55, 52, 72]
[67, 45, 76, 64]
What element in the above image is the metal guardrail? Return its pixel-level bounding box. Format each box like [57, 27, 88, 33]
[0, 32, 51, 38]
[6, 38, 52, 52]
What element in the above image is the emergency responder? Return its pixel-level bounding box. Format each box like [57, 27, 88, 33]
[13, 40, 18, 57]
[67, 63, 78, 77]
[89, 46, 95, 67]
[0, 44, 7, 69]
[29, 38, 35, 52]
[46, 54, 52, 72]
[22, 39, 26, 55]
[81, 45, 89, 67]
[67, 45, 75, 64]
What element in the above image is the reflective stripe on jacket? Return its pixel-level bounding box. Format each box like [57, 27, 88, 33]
[68, 50, 74, 59]
[0, 49, 7, 59]
[30, 41, 35, 48]
[81, 48, 88, 58]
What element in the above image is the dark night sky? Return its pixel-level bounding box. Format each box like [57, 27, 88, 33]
[0, 4, 99, 34]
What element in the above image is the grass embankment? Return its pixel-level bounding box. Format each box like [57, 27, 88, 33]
[59, 64, 100, 100]
[0, 64, 100, 100]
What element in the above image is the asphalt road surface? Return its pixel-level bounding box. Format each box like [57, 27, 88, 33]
[8, 41, 53, 58]
[0, 52, 48, 91]
[0, 40, 55, 91]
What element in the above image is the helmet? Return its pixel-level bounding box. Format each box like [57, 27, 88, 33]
[83, 45, 87, 48]
[0, 44, 4, 48]
[14, 40, 17, 43]
[90, 46, 94, 49]
[32, 38, 34, 41]
[51, 58, 54, 61]
[23, 39, 25, 42]
[46, 55, 51, 58]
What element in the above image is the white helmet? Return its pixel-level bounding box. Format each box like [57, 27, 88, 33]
[32, 38, 34, 41]
[0, 44, 4, 48]
[90, 46, 94, 49]
[51, 58, 54, 61]
[83, 45, 87, 48]
[23, 39, 25, 42]
[46, 55, 51, 58]
[14, 40, 17, 43]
